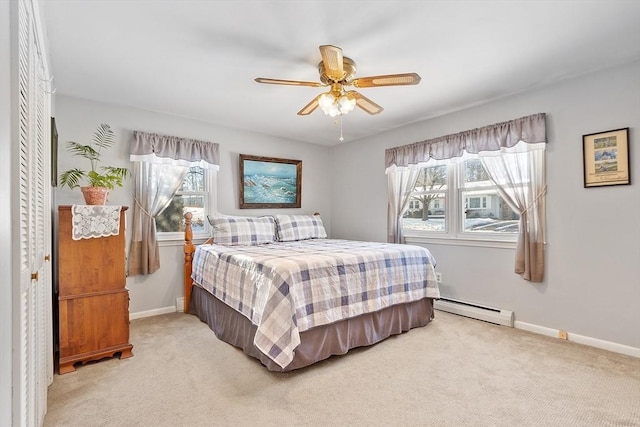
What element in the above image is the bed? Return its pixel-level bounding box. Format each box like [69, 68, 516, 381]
[183, 213, 440, 372]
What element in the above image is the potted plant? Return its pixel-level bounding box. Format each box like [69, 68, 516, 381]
[59, 123, 130, 205]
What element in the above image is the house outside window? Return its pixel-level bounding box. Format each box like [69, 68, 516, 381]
[403, 156, 520, 241]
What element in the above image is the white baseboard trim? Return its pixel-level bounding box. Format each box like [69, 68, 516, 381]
[130, 306, 176, 320]
[514, 320, 640, 358]
[129, 304, 639, 358]
[130, 298, 186, 320]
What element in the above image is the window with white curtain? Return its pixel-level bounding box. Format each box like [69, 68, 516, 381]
[156, 166, 217, 241]
[128, 131, 219, 275]
[403, 154, 521, 243]
[386, 113, 547, 281]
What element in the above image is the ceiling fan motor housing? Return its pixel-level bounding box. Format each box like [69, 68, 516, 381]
[318, 57, 357, 84]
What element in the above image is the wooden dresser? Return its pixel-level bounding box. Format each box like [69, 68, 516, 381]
[57, 205, 133, 374]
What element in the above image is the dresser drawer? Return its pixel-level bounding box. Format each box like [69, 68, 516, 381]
[58, 289, 132, 373]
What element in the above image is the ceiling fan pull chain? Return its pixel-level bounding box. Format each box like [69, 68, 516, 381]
[339, 116, 344, 142]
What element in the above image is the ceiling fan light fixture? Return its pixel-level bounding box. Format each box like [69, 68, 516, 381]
[319, 92, 356, 117]
[338, 94, 356, 114]
[319, 92, 334, 111]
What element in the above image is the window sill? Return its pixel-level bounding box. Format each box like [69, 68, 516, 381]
[404, 234, 517, 249]
[157, 234, 210, 247]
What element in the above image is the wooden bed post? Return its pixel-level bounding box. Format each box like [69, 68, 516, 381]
[184, 212, 194, 314]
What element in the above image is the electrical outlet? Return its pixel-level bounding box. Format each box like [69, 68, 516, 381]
[558, 330, 568, 340]
[435, 272, 443, 283]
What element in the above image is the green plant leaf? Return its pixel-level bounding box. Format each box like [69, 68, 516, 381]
[59, 168, 86, 189]
[92, 123, 115, 151]
[66, 141, 99, 161]
[58, 123, 129, 190]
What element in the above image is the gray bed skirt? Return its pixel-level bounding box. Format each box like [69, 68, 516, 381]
[189, 284, 435, 372]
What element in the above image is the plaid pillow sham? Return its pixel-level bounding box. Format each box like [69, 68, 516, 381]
[208, 215, 276, 246]
[274, 214, 327, 242]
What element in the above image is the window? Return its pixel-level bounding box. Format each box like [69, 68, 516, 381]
[460, 158, 519, 235]
[402, 164, 447, 232]
[387, 113, 546, 279]
[402, 155, 520, 242]
[467, 197, 486, 209]
[156, 166, 217, 240]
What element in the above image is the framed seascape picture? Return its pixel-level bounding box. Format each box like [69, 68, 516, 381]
[239, 154, 302, 208]
[582, 128, 630, 188]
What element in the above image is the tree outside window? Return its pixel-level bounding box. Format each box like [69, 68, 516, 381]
[156, 166, 207, 233]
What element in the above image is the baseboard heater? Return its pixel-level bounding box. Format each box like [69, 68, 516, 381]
[434, 298, 514, 327]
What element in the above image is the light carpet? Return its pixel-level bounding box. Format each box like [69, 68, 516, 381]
[45, 311, 640, 427]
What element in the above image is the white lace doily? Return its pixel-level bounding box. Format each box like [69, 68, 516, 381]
[71, 205, 122, 240]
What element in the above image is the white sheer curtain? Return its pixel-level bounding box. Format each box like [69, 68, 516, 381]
[385, 113, 547, 283]
[479, 142, 546, 281]
[128, 162, 187, 275]
[128, 131, 219, 276]
[386, 165, 420, 243]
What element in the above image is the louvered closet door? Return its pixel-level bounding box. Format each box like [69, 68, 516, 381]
[17, 0, 53, 425]
[33, 32, 53, 422]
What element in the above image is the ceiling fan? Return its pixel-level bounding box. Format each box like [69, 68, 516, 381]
[255, 45, 421, 117]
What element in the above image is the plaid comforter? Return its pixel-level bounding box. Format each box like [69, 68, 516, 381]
[191, 239, 439, 368]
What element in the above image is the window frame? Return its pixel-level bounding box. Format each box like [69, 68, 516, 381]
[403, 157, 519, 249]
[156, 167, 217, 244]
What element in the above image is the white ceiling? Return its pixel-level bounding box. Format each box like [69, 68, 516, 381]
[42, 1, 640, 146]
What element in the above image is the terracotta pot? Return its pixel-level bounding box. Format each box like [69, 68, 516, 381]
[81, 186, 109, 205]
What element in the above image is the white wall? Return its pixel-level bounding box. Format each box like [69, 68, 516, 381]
[329, 61, 640, 350]
[54, 96, 332, 314]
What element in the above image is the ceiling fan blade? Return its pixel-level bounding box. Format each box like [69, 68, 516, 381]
[348, 91, 384, 115]
[297, 94, 323, 116]
[352, 73, 421, 88]
[255, 77, 324, 87]
[319, 45, 344, 81]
